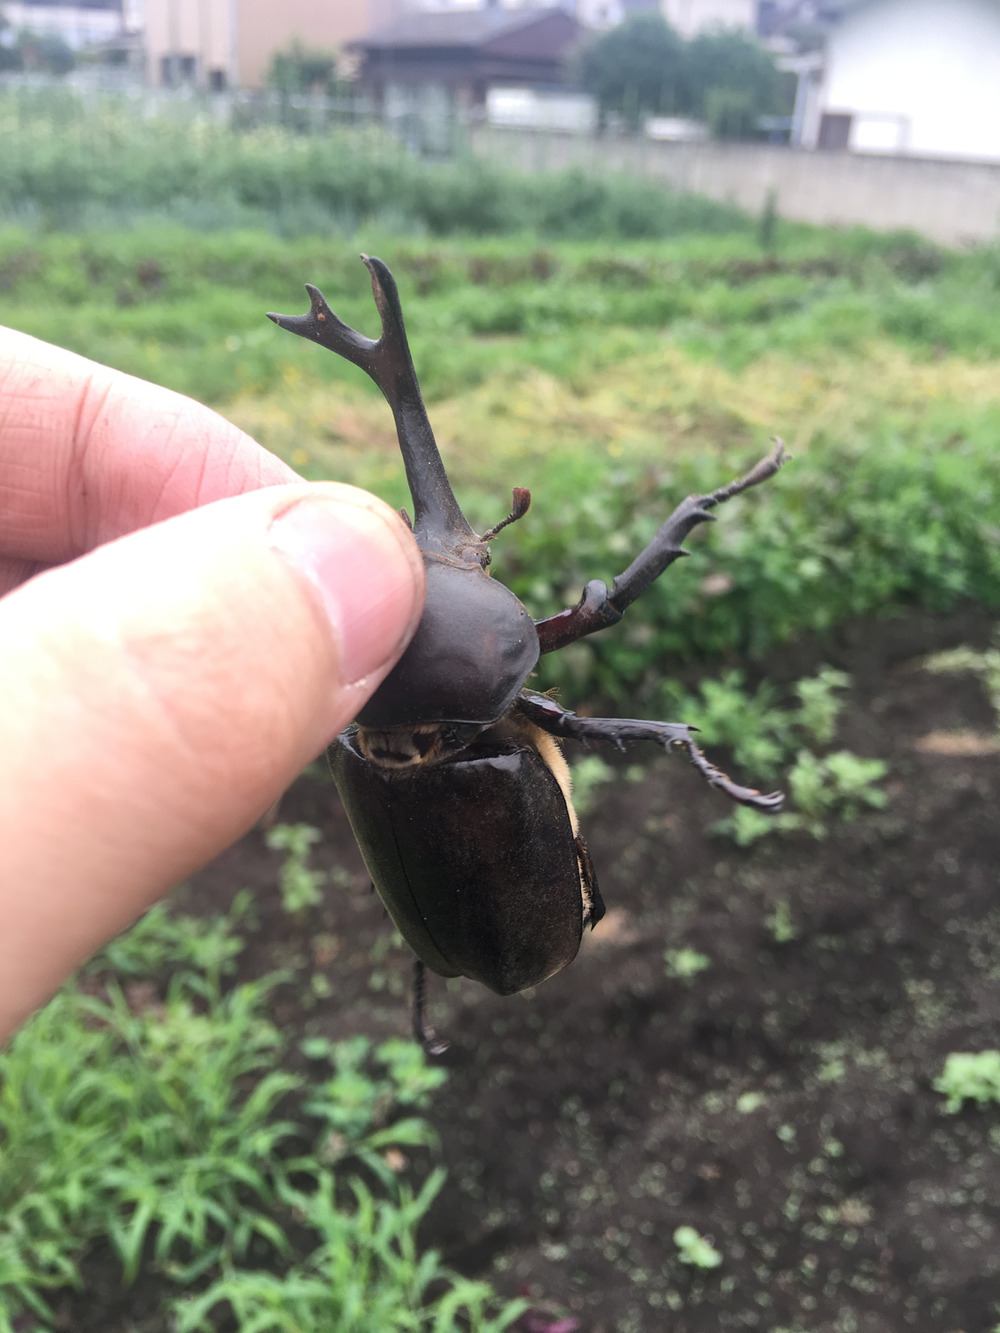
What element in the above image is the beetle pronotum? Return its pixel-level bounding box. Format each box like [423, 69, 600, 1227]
[269, 256, 784, 1050]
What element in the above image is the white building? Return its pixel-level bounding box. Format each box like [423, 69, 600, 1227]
[801, 0, 1000, 160]
[660, 0, 757, 35]
[2, 0, 134, 49]
[574, 0, 758, 32]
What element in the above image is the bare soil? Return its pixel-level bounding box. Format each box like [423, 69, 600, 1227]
[89, 606, 1000, 1332]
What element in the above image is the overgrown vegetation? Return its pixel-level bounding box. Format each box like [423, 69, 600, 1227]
[3, 221, 1000, 715]
[0, 898, 523, 1332]
[0, 89, 748, 237]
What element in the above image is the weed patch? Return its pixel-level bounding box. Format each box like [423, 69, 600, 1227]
[0, 900, 521, 1331]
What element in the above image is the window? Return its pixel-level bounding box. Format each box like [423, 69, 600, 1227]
[817, 112, 852, 151]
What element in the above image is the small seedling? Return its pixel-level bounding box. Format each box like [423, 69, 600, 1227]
[934, 1051, 1000, 1112]
[673, 1225, 723, 1269]
[690, 664, 887, 845]
[265, 822, 326, 914]
[794, 667, 849, 747]
[767, 898, 796, 944]
[664, 947, 711, 979]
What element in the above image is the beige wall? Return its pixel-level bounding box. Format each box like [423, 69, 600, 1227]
[145, 0, 395, 89]
[235, 0, 384, 90]
[144, 0, 232, 87]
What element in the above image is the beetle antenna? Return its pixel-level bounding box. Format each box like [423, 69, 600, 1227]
[267, 256, 476, 548]
[412, 959, 449, 1056]
[482, 487, 531, 543]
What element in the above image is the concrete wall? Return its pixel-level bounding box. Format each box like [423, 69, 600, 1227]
[469, 127, 1000, 245]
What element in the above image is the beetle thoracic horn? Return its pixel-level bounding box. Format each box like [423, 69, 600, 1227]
[267, 255, 476, 552]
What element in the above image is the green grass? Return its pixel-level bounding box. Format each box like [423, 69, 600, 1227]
[0, 86, 748, 240]
[3, 93, 1000, 704]
[4, 222, 1000, 710]
[0, 898, 523, 1331]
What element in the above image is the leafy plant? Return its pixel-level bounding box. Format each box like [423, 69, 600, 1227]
[700, 668, 887, 845]
[794, 668, 850, 747]
[664, 948, 711, 979]
[673, 1225, 722, 1269]
[664, 668, 785, 781]
[173, 1171, 524, 1333]
[934, 1051, 1000, 1112]
[767, 898, 797, 944]
[0, 903, 521, 1330]
[266, 821, 327, 914]
[91, 891, 250, 982]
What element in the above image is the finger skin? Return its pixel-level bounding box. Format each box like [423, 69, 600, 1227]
[0, 326, 298, 591]
[0, 483, 425, 1040]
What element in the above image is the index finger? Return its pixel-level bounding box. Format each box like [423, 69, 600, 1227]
[0, 327, 299, 575]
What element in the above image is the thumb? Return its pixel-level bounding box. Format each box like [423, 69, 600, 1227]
[0, 482, 424, 1036]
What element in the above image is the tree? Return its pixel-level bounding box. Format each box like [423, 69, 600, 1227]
[576, 14, 793, 139]
[268, 40, 338, 96]
[18, 31, 75, 76]
[0, 6, 20, 72]
[685, 28, 793, 139]
[576, 12, 687, 130]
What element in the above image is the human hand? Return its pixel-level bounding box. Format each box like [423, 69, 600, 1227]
[0, 329, 425, 1039]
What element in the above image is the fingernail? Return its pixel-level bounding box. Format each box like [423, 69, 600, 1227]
[270, 494, 423, 685]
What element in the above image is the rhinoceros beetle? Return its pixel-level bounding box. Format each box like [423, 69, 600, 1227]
[269, 256, 784, 1051]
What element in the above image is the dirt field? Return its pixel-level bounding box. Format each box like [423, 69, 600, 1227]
[179, 604, 1000, 1333]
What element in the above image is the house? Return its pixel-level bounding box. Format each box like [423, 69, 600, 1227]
[2, 0, 135, 50]
[142, 0, 399, 91]
[799, 0, 1000, 160]
[351, 7, 584, 116]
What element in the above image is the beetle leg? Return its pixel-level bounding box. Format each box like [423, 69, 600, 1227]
[517, 691, 783, 812]
[412, 959, 449, 1056]
[534, 441, 786, 654]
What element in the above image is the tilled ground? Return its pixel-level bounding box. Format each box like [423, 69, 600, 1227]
[168, 606, 1000, 1332]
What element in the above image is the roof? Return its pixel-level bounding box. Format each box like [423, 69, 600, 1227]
[355, 7, 575, 52]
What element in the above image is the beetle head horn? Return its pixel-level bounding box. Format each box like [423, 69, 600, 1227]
[268, 255, 476, 554]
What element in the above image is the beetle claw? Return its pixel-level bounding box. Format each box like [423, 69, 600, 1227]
[412, 959, 449, 1056]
